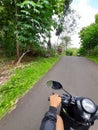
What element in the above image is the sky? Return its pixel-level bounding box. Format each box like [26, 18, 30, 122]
[71, 0, 98, 27]
[69, 0, 98, 48]
[51, 0, 98, 48]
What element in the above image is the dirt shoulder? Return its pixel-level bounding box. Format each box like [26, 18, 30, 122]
[0, 60, 13, 85]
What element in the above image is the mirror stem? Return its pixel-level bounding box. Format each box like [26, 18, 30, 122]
[62, 88, 72, 98]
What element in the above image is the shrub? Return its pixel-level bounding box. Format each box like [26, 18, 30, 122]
[66, 48, 78, 56]
[90, 47, 98, 56]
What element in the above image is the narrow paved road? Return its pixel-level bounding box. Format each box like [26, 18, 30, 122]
[0, 56, 98, 130]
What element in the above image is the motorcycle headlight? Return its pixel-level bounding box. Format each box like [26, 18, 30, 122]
[82, 99, 96, 114]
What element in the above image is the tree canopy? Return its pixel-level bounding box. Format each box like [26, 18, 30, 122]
[79, 14, 98, 56]
[0, 0, 72, 60]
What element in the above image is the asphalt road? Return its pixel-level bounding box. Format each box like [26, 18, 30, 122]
[0, 56, 98, 130]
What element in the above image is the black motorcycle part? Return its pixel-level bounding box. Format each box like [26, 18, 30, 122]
[60, 106, 90, 130]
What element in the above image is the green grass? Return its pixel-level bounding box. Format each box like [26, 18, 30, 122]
[0, 57, 58, 118]
[87, 56, 98, 64]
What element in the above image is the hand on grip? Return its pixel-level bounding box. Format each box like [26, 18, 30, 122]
[48, 93, 61, 108]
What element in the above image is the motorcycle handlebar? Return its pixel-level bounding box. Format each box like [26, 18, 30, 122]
[48, 93, 71, 104]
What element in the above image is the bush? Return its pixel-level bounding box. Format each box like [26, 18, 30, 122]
[66, 49, 73, 56]
[89, 47, 98, 56]
[78, 47, 87, 56]
[31, 45, 56, 58]
[66, 48, 78, 56]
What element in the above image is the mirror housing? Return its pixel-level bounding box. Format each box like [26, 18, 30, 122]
[47, 80, 63, 90]
[47, 80, 72, 98]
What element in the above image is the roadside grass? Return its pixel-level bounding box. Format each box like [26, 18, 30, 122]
[87, 56, 98, 64]
[0, 57, 58, 119]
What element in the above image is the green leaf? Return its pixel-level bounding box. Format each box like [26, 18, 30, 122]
[22, 1, 36, 7]
[21, 10, 30, 15]
[0, 6, 4, 12]
[34, 8, 40, 14]
[31, 19, 40, 26]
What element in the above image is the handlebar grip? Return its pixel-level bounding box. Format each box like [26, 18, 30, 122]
[48, 94, 61, 101]
[48, 93, 58, 101]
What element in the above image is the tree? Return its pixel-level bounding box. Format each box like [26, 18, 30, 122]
[60, 36, 71, 50]
[95, 14, 98, 24]
[55, 2, 79, 36]
[79, 14, 98, 55]
[0, 0, 23, 57]
[63, 10, 80, 34]
[16, 0, 65, 62]
[55, 8, 80, 52]
[0, 0, 73, 63]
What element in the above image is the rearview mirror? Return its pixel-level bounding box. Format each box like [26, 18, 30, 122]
[47, 80, 63, 90]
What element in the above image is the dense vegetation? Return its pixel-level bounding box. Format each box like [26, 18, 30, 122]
[79, 14, 98, 56]
[66, 48, 78, 56]
[88, 56, 98, 64]
[0, 0, 72, 62]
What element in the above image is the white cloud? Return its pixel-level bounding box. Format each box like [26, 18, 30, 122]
[50, 30, 58, 45]
[70, 0, 98, 48]
[71, 0, 98, 27]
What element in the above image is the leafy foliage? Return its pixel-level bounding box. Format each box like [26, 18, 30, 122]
[0, 0, 72, 58]
[61, 36, 71, 49]
[66, 48, 78, 56]
[79, 14, 98, 56]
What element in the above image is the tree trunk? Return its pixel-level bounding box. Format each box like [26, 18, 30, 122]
[14, 0, 20, 58]
[47, 31, 52, 49]
[16, 50, 30, 65]
[16, 42, 20, 58]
